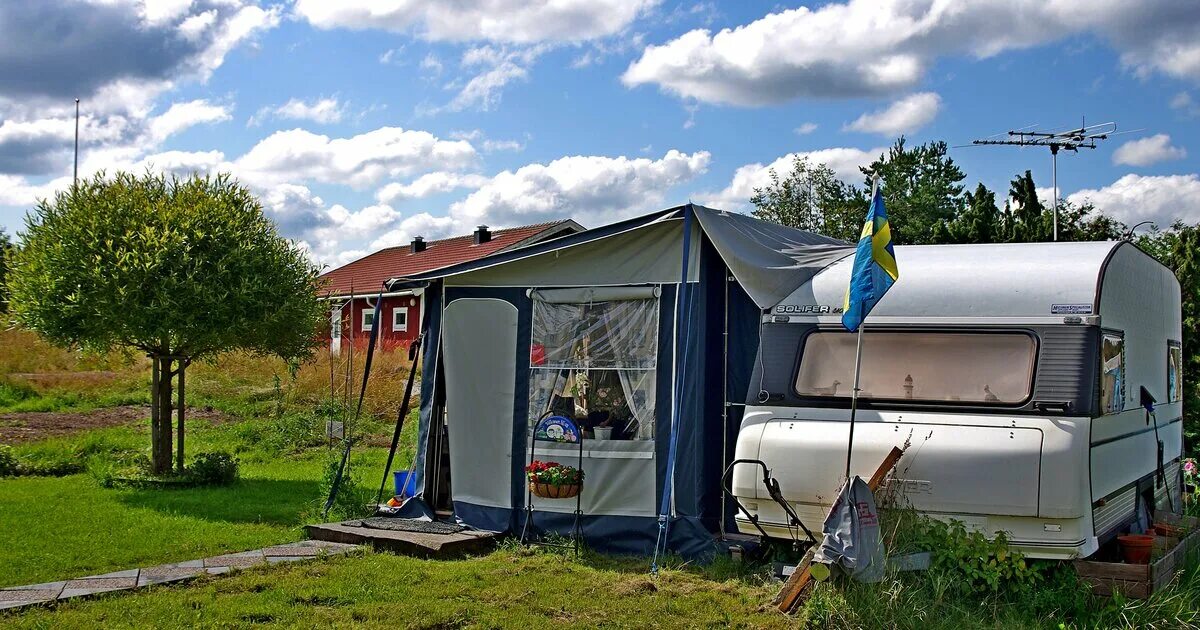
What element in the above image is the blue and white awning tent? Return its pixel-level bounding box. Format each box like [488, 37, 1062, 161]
[387, 204, 851, 558]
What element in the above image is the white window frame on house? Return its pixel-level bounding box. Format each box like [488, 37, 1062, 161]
[362, 309, 374, 332]
[393, 307, 408, 332]
[330, 309, 342, 339]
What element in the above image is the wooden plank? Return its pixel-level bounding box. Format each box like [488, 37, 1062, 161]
[1074, 559, 1149, 581]
[1079, 575, 1150, 599]
[304, 522, 497, 559]
[775, 446, 904, 614]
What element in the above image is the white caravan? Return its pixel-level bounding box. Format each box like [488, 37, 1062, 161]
[731, 241, 1184, 559]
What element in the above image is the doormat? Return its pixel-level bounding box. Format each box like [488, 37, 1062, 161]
[349, 517, 467, 535]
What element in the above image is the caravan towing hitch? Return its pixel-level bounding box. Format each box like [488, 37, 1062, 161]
[722, 459, 817, 546]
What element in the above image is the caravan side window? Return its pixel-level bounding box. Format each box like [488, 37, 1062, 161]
[528, 298, 658, 442]
[1168, 341, 1182, 404]
[1101, 332, 1125, 414]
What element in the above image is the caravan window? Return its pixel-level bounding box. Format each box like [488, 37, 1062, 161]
[794, 331, 1036, 404]
[1101, 332, 1125, 414]
[528, 298, 658, 441]
[1168, 341, 1182, 404]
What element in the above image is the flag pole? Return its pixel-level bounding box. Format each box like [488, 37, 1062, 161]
[845, 176, 880, 480]
[845, 323, 865, 480]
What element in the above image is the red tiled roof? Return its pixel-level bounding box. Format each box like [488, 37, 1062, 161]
[319, 221, 576, 296]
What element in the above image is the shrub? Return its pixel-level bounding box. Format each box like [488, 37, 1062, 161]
[316, 455, 371, 520]
[188, 451, 239, 485]
[0, 445, 17, 476]
[913, 517, 1050, 595]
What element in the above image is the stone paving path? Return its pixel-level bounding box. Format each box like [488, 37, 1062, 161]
[0, 540, 360, 612]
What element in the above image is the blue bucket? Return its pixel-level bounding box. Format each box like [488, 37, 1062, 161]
[393, 471, 418, 498]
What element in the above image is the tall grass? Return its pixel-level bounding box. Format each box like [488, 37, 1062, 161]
[0, 328, 417, 423]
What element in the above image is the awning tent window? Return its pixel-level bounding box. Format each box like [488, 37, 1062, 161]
[529, 296, 658, 441]
[794, 331, 1036, 405]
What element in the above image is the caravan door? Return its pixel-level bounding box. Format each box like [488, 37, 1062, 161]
[442, 298, 519, 520]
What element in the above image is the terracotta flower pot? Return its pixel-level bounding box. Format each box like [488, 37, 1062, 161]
[1118, 534, 1155, 564]
[529, 481, 581, 499]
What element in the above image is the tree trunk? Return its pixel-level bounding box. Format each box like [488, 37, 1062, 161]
[176, 362, 186, 473]
[150, 355, 174, 475]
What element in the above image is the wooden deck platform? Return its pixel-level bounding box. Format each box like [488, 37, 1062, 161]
[305, 520, 500, 558]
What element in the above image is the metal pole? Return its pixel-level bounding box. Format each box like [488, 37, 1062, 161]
[1051, 144, 1059, 242]
[73, 98, 80, 185]
[844, 323, 865, 480]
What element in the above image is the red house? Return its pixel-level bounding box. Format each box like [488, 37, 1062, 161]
[319, 221, 583, 352]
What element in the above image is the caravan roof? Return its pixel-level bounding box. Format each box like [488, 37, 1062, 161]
[779, 241, 1134, 321]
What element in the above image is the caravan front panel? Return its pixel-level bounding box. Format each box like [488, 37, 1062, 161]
[732, 242, 1183, 560]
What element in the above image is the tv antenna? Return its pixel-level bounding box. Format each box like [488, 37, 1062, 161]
[970, 119, 1130, 241]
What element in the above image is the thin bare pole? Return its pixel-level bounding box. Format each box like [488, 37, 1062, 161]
[844, 324, 866, 480]
[1051, 146, 1059, 241]
[73, 98, 80, 185]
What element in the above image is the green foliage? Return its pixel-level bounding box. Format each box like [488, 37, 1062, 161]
[860, 138, 967, 244]
[0, 445, 17, 476]
[750, 155, 861, 240]
[913, 518, 1050, 595]
[0, 227, 12, 313]
[9, 171, 325, 360]
[316, 454, 372, 520]
[7, 171, 327, 471]
[188, 451, 239, 485]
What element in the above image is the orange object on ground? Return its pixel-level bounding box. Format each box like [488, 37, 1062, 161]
[1117, 534, 1154, 564]
[386, 496, 402, 507]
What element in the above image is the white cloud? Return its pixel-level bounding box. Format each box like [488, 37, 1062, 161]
[449, 149, 710, 230]
[440, 45, 548, 112]
[1170, 91, 1200, 117]
[379, 47, 405, 65]
[375, 172, 491, 204]
[420, 53, 444, 76]
[794, 123, 818, 135]
[249, 97, 346, 126]
[147, 100, 232, 143]
[699, 147, 885, 211]
[1068, 174, 1200, 227]
[623, 1, 1200, 106]
[368, 213, 458, 251]
[293, 0, 659, 44]
[1111, 134, 1187, 167]
[233, 127, 477, 188]
[845, 93, 941, 136]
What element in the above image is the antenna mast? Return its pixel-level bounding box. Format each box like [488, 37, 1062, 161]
[73, 98, 80, 186]
[972, 120, 1117, 241]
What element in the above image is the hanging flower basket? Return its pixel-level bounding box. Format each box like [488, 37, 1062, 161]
[529, 481, 582, 499]
[526, 460, 584, 499]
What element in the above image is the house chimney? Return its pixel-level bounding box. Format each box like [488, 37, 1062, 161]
[410, 236, 426, 254]
[474, 225, 491, 245]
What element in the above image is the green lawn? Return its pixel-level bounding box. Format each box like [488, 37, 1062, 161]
[0, 417, 392, 588]
[6, 548, 790, 629]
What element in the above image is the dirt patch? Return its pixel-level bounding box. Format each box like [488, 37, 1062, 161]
[0, 405, 230, 445]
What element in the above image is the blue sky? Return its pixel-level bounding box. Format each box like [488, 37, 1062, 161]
[1, 1, 1198, 267]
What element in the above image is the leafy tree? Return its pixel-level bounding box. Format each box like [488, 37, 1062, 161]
[0, 228, 11, 313]
[931, 183, 1001, 244]
[750, 155, 862, 241]
[9, 172, 326, 474]
[1007, 170, 1048, 241]
[860, 137, 966, 244]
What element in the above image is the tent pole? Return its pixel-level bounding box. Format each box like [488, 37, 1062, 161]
[844, 324, 865, 480]
[720, 273, 730, 538]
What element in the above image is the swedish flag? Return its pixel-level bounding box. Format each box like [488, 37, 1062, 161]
[842, 185, 899, 332]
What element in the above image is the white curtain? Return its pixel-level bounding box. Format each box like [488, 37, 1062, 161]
[529, 296, 659, 440]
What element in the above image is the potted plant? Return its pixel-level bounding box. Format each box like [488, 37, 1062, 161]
[526, 460, 584, 499]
